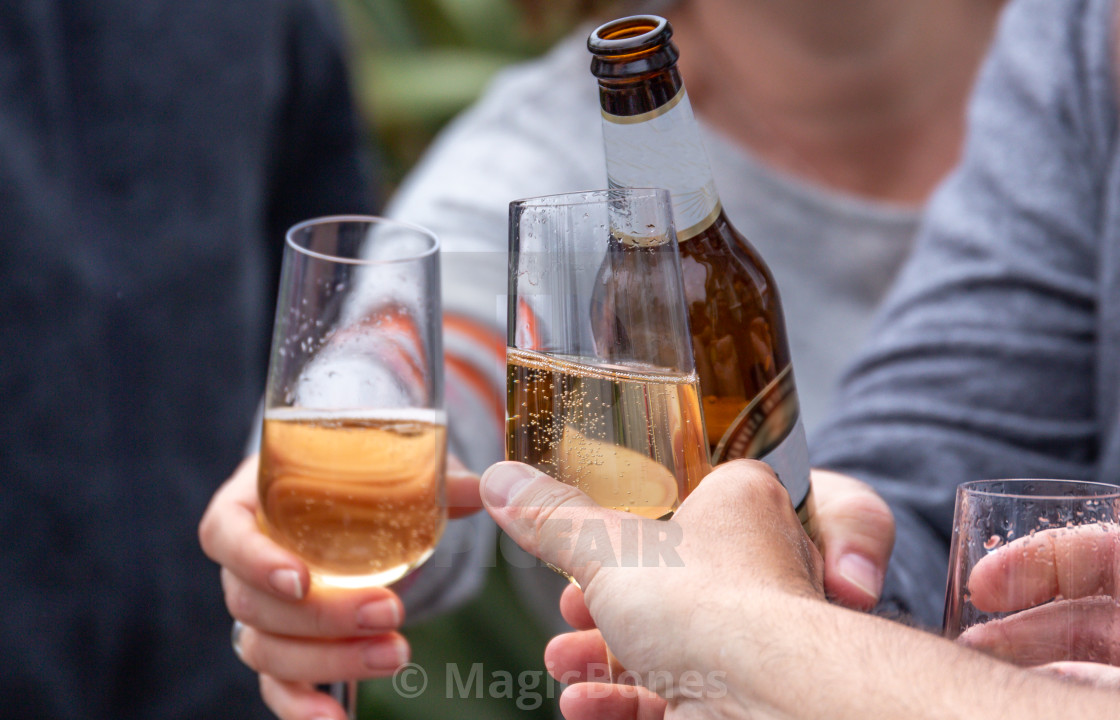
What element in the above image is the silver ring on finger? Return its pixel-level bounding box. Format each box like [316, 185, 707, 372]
[231, 620, 246, 662]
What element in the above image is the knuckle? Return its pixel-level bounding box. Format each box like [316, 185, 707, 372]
[838, 493, 895, 540]
[519, 484, 580, 539]
[712, 458, 773, 479]
[310, 598, 341, 639]
[235, 626, 262, 672]
[711, 459, 786, 501]
[759, 472, 794, 506]
[258, 675, 304, 720]
[223, 572, 259, 624]
[241, 636, 309, 683]
[197, 509, 219, 558]
[257, 675, 279, 714]
[709, 459, 783, 500]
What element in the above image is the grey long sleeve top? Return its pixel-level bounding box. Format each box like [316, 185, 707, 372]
[812, 0, 1120, 629]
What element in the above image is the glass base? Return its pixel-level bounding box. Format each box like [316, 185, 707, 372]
[311, 546, 436, 589]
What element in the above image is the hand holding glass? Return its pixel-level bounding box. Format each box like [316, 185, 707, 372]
[257, 216, 447, 716]
[506, 187, 710, 527]
[944, 479, 1120, 671]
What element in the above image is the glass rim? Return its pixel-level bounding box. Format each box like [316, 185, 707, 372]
[958, 478, 1120, 500]
[285, 214, 440, 266]
[509, 187, 670, 211]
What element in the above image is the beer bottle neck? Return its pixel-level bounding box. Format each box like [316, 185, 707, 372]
[599, 71, 722, 242]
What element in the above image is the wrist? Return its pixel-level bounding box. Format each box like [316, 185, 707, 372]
[696, 588, 830, 715]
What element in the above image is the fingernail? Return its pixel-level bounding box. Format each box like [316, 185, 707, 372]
[357, 599, 401, 630]
[480, 462, 536, 507]
[267, 568, 304, 600]
[837, 553, 883, 601]
[363, 637, 408, 670]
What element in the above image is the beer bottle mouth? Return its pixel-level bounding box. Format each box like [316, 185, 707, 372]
[588, 15, 678, 78]
[588, 15, 669, 54]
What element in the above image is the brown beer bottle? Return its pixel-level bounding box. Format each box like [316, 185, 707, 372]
[588, 15, 814, 528]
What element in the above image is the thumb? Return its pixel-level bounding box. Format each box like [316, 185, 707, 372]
[810, 469, 895, 611]
[481, 461, 631, 589]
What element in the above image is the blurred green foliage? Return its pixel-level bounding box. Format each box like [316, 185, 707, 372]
[358, 559, 561, 720]
[336, 0, 608, 194]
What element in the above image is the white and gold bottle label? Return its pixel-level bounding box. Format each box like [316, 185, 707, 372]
[712, 365, 811, 508]
[602, 88, 720, 241]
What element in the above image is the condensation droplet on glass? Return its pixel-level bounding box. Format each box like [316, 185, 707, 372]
[983, 535, 1003, 550]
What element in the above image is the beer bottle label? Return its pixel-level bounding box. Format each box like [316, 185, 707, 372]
[712, 365, 811, 507]
[601, 88, 720, 240]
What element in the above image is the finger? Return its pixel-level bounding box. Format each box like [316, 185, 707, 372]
[259, 675, 348, 720]
[560, 582, 595, 630]
[221, 569, 403, 637]
[480, 461, 628, 589]
[675, 460, 803, 543]
[968, 523, 1120, 612]
[957, 595, 1120, 665]
[235, 623, 409, 683]
[545, 630, 613, 684]
[199, 455, 310, 601]
[1035, 661, 1120, 690]
[447, 455, 482, 519]
[558, 683, 667, 720]
[809, 470, 895, 611]
[673, 460, 823, 597]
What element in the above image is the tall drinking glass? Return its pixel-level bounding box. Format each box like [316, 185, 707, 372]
[944, 479, 1120, 669]
[258, 216, 447, 717]
[507, 187, 711, 531]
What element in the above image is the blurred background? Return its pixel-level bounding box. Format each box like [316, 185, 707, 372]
[337, 0, 610, 194]
[333, 1, 609, 717]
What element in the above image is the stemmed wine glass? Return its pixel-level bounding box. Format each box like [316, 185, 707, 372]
[506, 188, 712, 672]
[257, 216, 447, 718]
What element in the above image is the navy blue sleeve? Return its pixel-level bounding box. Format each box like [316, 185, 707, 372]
[265, 0, 380, 246]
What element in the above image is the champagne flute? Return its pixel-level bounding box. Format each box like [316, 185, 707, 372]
[506, 188, 712, 674]
[257, 216, 447, 718]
